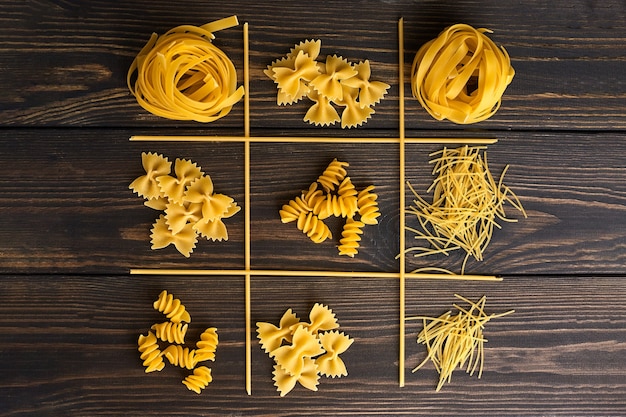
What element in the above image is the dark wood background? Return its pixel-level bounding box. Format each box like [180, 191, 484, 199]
[1, 1, 625, 416]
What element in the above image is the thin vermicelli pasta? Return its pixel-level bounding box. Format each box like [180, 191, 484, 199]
[127, 16, 245, 122]
[405, 145, 526, 274]
[410, 24, 514, 124]
[407, 294, 514, 391]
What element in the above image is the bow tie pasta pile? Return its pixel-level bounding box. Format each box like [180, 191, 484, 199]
[265, 39, 390, 128]
[279, 158, 380, 257]
[129, 152, 240, 257]
[257, 304, 354, 396]
[137, 290, 219, 394]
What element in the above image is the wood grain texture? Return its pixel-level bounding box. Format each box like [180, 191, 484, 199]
[0, 0, 625, 415]
[0, 1, 625, 129]
[0, 129, 624, 275]
[0, 274, 625, 416]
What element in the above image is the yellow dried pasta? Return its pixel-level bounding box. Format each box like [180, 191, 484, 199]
[153, 290, 192, 323]
[410, 24, 515, 124]
[137, 291, 219, 394]
[127, 16, 245, 122]
[279, 159, 380, 257]
[266, 39, 389, 128]
[151, 321, 189, 344]
[405, 145, 526, 273]
[183, 366, 213, 394]
[130, 153, 240, 257]
[257, 304, 353, 396]
[409, 294, 514, 391]
[137, 331, 166, 373]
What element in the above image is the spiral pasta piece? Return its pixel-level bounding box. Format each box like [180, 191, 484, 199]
[195, 327, 219, 362]
[151, 321, 189, 344]
[316, 158, 349, 193]
[137, 331, 165, 373]
[357, 185, 381, 225]
[153, 290, 191, 323]
[127, 16, 245, 122]
[182, 366, 213, 394]
[162, 345, 198, 370]
[296, 211, 332, 243]
[338, 218, 365, 257]
[279, 195, 311, 224]
[410, 24, 515, 124]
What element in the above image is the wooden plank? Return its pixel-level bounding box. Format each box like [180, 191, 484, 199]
[0, 274, 624, 416]
[0, 1, 625, 129]
[0, 128, 624, 275]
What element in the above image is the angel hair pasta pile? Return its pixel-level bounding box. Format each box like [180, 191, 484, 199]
[138, 290, 219, 394]
[408, 294, 513, 391]
[279, 158, 381, 257]
[265, 39, 390, 128]
[411, 24, 514, 124]
[405, 145, 526, 274]
[127, 16, 245, 122]
[257, 303, 354, 396]
[129, 152, 240, 257]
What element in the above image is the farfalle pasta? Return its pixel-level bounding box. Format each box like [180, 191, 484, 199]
[130, 152, 240, 257]
[127, 16, 245, 122]
[279, 159, 380, 257]
[256, 304, 353, 396]
[265, 40, 389, 128]
[410, 24, 514, 124]
[137, 290, 219, 394]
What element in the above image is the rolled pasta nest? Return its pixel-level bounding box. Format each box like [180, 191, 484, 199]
[410, 24, 515, 124]
[127, 16, 245, 122]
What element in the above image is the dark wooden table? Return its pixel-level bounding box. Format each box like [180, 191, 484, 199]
[1, 1, 625, 416]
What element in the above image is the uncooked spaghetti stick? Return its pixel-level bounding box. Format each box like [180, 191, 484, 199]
[129, 135, 497, 144]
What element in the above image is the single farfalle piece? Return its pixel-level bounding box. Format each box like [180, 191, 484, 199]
[257, 308, 301, 355]
[150, 214, 198, 258]
[296, 303, 339, 335]
[288, 39, 322, 61]
[195, 327, 219, 362]
[129, 152, 172, 200]
[266, 55, 311, 105]
[338, 217, 365, 257]
[336, 85, 375, 128]
[273, 357, 320, 397]
[341, 60, 390, 108]
[137, 331, 165, 373]
[153, 290, 191, 323]
[193, 218, 228, 241]
[304, 88, 340, 127]
[185, 176, 234, 222]
[151, 321, 189, 344]
[272, 325, 325, 377]
[156, 158, 203, 204]
[310, 55, 358, 102]
[164, 201, 202, 235]
[316, 331, 354, 377]
[357, 185, 381, 225]
[272, 50, 321, 99]
[182, 366, 213, 394]
[162, 345, 198, 370]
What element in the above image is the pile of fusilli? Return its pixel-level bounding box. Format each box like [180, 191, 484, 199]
[137, 290, 219, 394]
[279, 158, 380, 257]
